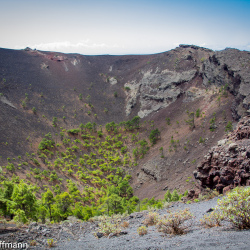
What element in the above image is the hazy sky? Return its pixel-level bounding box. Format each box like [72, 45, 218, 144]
[0, 0, 250, 55]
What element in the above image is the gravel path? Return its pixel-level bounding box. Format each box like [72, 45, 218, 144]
[54, 197, 250, 250]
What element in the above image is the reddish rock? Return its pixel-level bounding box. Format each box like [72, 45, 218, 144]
[213, 176, 220, 185]
[223, 185, 233, 195]
[194, 116, 250, 193]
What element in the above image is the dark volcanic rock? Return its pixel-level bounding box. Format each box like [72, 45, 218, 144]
[194, 116, 250, 193]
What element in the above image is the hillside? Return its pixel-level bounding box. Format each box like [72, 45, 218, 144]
[0, 45, 250, 203]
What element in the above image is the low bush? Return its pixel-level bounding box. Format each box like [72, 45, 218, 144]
[47, 239, 56, 248]
[121, 221, 129, 228]
[200, 210, 224, 228]
[217, 187, 250, 229]
[143, 212, 159, 226]
[97, 221, 121, 237]
[157, 208, 193, 235]
[137, 225, 148, 236]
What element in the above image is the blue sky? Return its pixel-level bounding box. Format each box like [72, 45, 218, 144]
[0, 0, 250, 55]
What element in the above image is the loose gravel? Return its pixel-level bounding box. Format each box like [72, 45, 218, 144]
[53, 197, 250, 250]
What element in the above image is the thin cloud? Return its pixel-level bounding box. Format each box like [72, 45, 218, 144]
[198, 43, 207, 47]
[15, 41, 120, 54]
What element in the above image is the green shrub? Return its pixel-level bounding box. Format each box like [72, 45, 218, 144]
[52, 117, 57, 126]
[217, 187, 250, 229]
[199, 137, 205, 143]
[225, 121, 233, 132]
[164, 189, 182, 202]
[165, 117, 171, 125]
[33, 158, 40, 166]
[196, 108, 200, 118]
[21, 100, 26, 108]
[67, 129, 80, 135]
[164, 190, 172, 202]
[47, 239, 56, 248]
[185, 112, 195, 130]
[209, 113, 216, 131]
[13, 209, 28, 225]
[171, 189, 180, 201]
[38, 133, 55, 151]
[6, 163, 15, 171]
[149, 129, 160, 145]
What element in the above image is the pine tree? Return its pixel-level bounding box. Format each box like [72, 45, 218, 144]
[171, 189, 180, 201]
[42, 189, 55, 221]
[164, 190, 172, 202]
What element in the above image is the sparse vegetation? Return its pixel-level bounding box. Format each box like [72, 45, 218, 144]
[143, 212, 159, 226]
[209, 112, 216, 131]
[149, 129, 160, 145]
[200, 210, 224, 228]
[201, 187, 250, 229]
[159, 147, 164, 158]
[47, 239, 56, 248]
[225, 121, 233, 132]
[97, 220, 121, 237]
[157, 208, 193, 235]
[196, 108, 200, 118]
[165, 117, 171, 125]
[217, 187, 250, 229]
[199, 136, 205, 143]
[185, 111, 195, 130]
[21, 100, 27, 108]
[137, 225, 148, 236]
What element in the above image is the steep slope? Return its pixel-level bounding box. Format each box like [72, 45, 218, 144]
[0, 45, 250, 199]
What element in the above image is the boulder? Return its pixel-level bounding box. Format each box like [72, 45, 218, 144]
[194, 117, 250, 193]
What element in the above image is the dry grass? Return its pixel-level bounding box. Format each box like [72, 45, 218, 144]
[143, 212, 159, 226]
[121, 221, 129, 228]
[157, 208, 193, 235]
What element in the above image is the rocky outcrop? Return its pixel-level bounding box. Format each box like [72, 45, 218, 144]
[125, 69, 197, 117]
[201, 49, 250, 120]
[194, 116, 250, 193]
